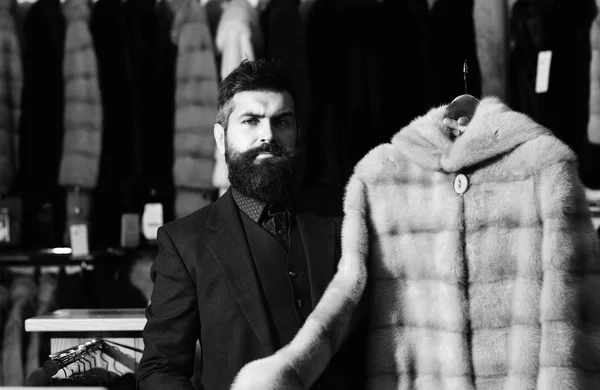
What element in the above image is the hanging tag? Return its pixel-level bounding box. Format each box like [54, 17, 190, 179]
[0, 208, 10, 243]
[121, 213, 140, 248]
[535, 51, 552, 93]
[41, 266, 61, 274]
[142, 203, 163, 241]
[64, 265, 81, 275]
[69, 224, 89, 257]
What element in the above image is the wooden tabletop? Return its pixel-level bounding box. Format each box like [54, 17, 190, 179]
[25, 308, 147, 332]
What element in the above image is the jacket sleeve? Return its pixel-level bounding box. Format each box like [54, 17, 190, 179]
[136, 226, 200, 390]
[537, 161, 600, 388]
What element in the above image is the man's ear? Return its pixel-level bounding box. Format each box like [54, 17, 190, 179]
[214, 123, 225, 155]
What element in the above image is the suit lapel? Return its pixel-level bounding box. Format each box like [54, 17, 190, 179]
[296, 213, 338, 308]
[205, 191, 274, 354]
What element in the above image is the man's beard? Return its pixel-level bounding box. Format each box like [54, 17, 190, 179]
[225, 140, 299, 204]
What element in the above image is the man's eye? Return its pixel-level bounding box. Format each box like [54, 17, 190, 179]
[276, 118, 294, 127]
[243, 118, 259, 125]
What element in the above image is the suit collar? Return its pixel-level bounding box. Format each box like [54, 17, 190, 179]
[205, 190, 275, 354]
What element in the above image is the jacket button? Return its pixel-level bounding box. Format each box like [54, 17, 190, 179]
[454, 174, 469, 195]
[296, 299, 304, 308]
[288, 270, 297, 278]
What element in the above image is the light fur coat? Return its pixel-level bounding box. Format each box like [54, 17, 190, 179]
[170, 0, 219, 218]
[589, 0, 600, 145]
[59, 0, 103, 189]
[231, 97, 600, 390]
[212, 0, 263, 196]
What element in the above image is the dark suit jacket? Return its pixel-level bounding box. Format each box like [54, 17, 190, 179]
[136, 190, 350, 390]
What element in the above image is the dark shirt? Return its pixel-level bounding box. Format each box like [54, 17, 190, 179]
[231, 189, 291, 251]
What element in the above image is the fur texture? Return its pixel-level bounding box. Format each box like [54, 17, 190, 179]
[233, 98, 600, 389]
[59, 0, 103, 189]
[589, 0, 600, 145]
[171, 0, 219, 217]
[211, 0, 263, 194]
[0, 0, 22, 195]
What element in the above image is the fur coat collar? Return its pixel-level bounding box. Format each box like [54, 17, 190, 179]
[391, 97, 575, 173]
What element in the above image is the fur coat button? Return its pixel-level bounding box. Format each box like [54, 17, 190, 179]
[454, 174, 469, 195]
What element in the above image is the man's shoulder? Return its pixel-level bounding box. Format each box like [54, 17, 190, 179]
[162, 202, 216, 240]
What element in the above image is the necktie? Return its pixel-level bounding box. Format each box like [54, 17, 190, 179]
[263, 204, 289, 252]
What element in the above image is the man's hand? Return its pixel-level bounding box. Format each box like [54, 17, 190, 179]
[443, 116, 470, 138]
[230, 354, 302, 390]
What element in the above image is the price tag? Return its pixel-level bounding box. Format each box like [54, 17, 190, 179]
[142, 203, 163, 241]
[0, 209, 10, 243]
[121, 213, 140, 248]
[535, 51, 552, 93]
[69, 224, 89, 257]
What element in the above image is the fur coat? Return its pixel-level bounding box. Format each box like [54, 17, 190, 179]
[231, 97, 600, 390]
[171, 0, 219, 218]
[589, 0, 600, 145]
[0, 0, 22, 196]
[212, 0, 263, 196]
[59, 0, 103, 189]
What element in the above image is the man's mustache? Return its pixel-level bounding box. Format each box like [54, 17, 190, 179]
[243, 143, 299, 161]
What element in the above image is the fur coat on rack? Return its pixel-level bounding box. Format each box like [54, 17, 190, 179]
[0, 0, 22, 196]
[231, 97, 600, 390]
[59, 0, 103, 189]
[589, 0, 600, 146]
[171, 0, 219, 218]
[212, 0, 263, 196]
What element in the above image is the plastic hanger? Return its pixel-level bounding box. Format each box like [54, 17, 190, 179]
[444, 60, 479, 134]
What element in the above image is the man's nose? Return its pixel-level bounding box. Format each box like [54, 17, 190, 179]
[259, 121, 274, 143]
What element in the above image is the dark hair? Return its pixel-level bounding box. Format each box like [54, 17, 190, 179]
[216, 59, 296, 130]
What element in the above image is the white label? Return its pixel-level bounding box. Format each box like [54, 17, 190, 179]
[142, 203, 163, 241]
[121, 213, 140, 248]
[0, 212, 9, 243]
[535, 51, 552, 93]
[69, 224, 89, 257]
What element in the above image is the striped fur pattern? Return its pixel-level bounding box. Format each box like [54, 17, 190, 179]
[232, 97, 600, 390]
[0, 0, 22, 195]
[59, 0, 103, 188]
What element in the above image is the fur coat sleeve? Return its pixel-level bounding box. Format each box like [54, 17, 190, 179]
[231, 97, 600, 390]
[536, 161, 600, 387]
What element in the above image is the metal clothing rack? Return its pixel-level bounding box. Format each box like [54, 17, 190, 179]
[43, 338, 141, 377]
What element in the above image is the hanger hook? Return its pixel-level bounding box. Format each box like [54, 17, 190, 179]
[463, 59, 468, 94]
[111, 346, 124, 376]
[91, 351, 99, 368]
[100, 350, 110, 370]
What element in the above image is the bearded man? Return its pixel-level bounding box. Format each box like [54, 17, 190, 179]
[136, 59, 363, 390]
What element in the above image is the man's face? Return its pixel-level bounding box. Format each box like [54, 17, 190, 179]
[214, 90, 299, 202]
